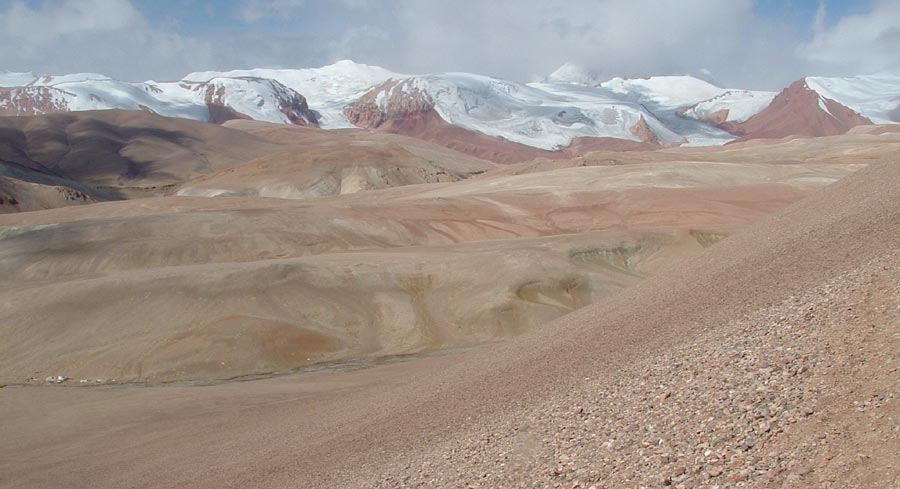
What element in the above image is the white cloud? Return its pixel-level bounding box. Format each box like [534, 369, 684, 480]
[0, 0, 213, 81]
[799, 0, 900, 76]
[235, 0, 369, 22]
[1, 0, 140, 42]
[236, 0, 306, 22]
[344, 0, 796, 88]
[2, 0, 898, 90]
[327, 24, 392, 62]
[320, 0, 900, 89]
[812, 1, 827, 36]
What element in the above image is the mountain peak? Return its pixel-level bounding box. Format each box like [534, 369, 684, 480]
[545, 63, 601, 86]
[328, 59, 370, 68]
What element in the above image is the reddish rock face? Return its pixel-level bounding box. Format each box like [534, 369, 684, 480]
[0, 87, 69, 116]
[629, 115, 662, 145]
[205, 103, 251, 124]
[689, 108, 730, 126]
[725, 79, 871, 141]
[345, 79, 434, 129]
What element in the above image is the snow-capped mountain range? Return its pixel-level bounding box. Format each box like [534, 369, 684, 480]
[0, 72, 317, 126]
[2, 60, 899, 158]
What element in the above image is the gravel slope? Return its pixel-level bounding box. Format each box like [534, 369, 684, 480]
[366, 242, 900, 488]
[325, 157, 900, 487]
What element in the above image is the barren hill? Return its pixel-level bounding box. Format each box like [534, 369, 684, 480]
[0, 112, 499, 212]
[0, 110, 280, 211]
[0, 142, 862, 384]
[178, 120, 494, 198]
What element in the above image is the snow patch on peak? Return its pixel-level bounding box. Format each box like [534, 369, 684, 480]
[681, 89, 777, 124]
[806, 73, 900, 124]
[330, 59, 363, 66]
[325, 59, 383, 71]
[816, 93, 835, 119]
[36, 73, 114, 86]
[546, 63, 601, 86]
[600, 75, 726, 108]
[0, 72, 113, 89]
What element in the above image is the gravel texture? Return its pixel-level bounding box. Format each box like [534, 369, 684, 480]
[369, 249, 900, 488]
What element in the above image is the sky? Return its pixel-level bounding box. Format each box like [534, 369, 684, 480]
[0, 0, 896, 89]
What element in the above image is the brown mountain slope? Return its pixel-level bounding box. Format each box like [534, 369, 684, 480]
[178, 121, 495, 198]
[0, 142, 896, 488]
[724, 79, 871, 141]
[0, 175, 100, 213]
[0, 112, 498, 212]
[0, 110, 280, 211]
[176, 142, 493, 198]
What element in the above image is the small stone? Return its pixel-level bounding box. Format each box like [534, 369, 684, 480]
[731, 470, 750, 483]
[737, 437, 757, 451]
